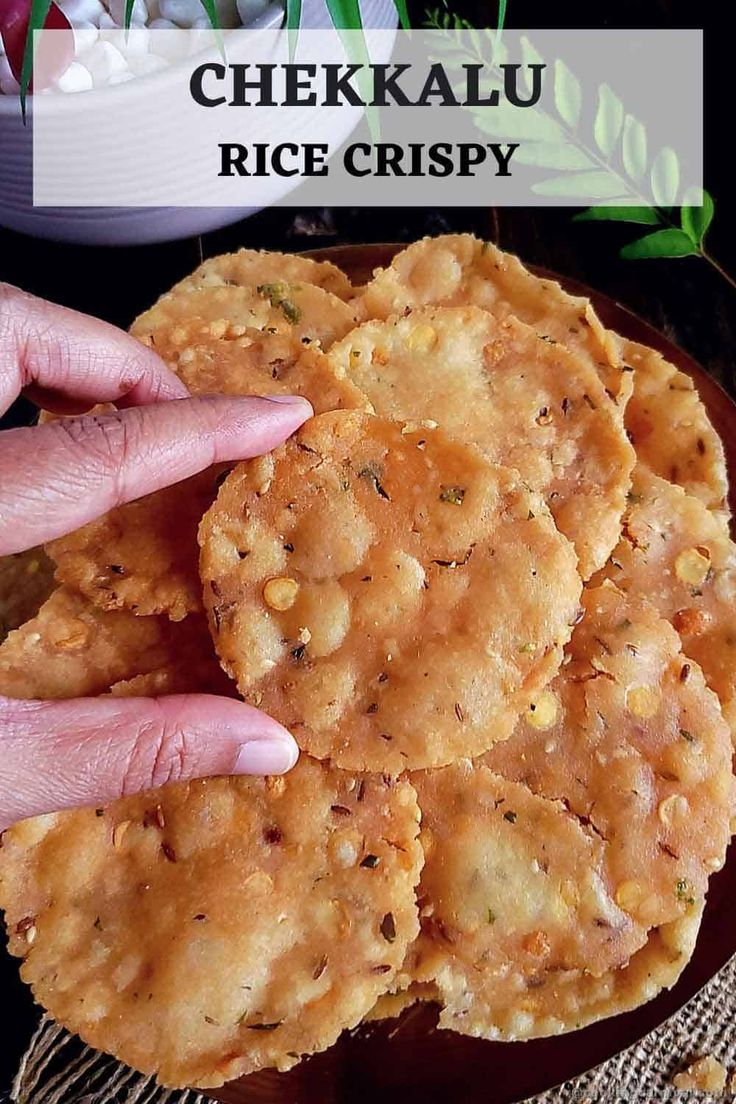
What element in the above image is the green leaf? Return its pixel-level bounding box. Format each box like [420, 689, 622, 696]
[124, 0, 135, 29]
[620, 229, 698, 260]
[593, 84, 623, 159]
[680, 187, 714, 246]
[553, 59, 581, 129]
[392, 0, 410, 30]
[520, 35, 545, 96]
[473, 103, 564, 143]
[573, 206, 661, 225]
[514, 143, 593, 171]
[20, 0, 52, 117]
[533, 170, 626, 200]
[284, 0, 301, 29]
[650, 146, 680, 207]
[622, 115, 647, 181]
[324, 0, 363, 29]
[497, 0, 507, 33]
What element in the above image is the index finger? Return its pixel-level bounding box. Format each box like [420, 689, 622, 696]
[0, 283, 189, 416]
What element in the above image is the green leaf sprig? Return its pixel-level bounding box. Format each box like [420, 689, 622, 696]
[574, 191, 736, 291]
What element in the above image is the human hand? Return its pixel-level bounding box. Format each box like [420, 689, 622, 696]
[0, 284, 312, 830]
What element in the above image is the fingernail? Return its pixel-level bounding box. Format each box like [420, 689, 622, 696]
[234, 737, 299, 775]
[263, 394, 313, 409]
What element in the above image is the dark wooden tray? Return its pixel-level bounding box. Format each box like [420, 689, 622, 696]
[209, 242, 736, 1104]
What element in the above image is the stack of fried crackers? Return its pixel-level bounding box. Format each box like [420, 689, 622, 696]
[0, 235, 734, 1089]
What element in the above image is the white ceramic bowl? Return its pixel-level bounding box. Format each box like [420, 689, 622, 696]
[0, 0, 397, 245]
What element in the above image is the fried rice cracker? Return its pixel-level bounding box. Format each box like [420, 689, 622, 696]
[47, 351, 368, 623]
[47, 467, 226, 623]
[0, 760, 422, 1087]
[596, 469, 736, 736]
[131, 282, 358, 362]
[329, 306, 635, 577]
[623, 339, 728, 518]
[404, 763, 646, 1037]
[199, 410, 582, 773]
[167, 247, 353, 301]
[357, 234, 629, 405]
[486, 582, 734, 930]
[0, 547, 56, 642]
[0, 587, 224, 700]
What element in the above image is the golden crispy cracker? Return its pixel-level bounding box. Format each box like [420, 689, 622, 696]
[357, 234, 629, 404]
[0, 761, 422, 1087]
[622, 339, 729, 517]
[595, 468, 736, 736]
[486, 582, 734, 930]
[47, 349, 368, 623]
[131, 283, 358, 361]
[199, 410, 582, 773]
[329, 306, 635, 578]
[168, 247, 353, 301]
[0, 587, 196, 700]
[405, 763, 645, 1036]
[47, 467, 225, 623]
[0, 547, 56, 642]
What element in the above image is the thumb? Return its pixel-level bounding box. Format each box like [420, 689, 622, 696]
[0, 694, 299, 830]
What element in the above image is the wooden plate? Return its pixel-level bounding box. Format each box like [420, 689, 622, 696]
[209, 242, 736, 1104]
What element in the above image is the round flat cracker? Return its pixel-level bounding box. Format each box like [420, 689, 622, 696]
[47, 350, 368, 623]
[595, 468, 736, 736]
[131, 282, 359, 362]
[0, 760, 422, 1087]
[504, 906, 702, 1040]
[0, 586, 220, 701]
[329, 306, 635, 578]
[167, 247, 353, 302]
[623, 339, 728, 517]
[0, 547, 56, 643]
[199, 410, 582, 773]
[486, 582, 734, 930]
[47, 467, 225, 623]
[357, 234, 629, 405]
[405, 762, 646, 1038]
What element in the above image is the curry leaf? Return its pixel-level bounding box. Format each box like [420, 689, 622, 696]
[620, 228, 698, 260]
[680, 188, 714, 246]
[573, 206, 661, 225]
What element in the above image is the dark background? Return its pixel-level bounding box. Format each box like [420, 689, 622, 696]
[0, 0, 732, 1092]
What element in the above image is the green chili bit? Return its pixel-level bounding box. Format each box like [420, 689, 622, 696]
[675, 879, 695, 905]
[256, 282, 302, 324]
[439, 485, 466, 506]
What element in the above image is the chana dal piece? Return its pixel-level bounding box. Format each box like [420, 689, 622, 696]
[486, 583, 734, 938]
[596, 467, 736, 737]
[0, 760, 421, 1087]
[673, 1055, 729, 1094]
[168, 247, 354, 302]
[329, 306, 634, 578]
[0, 546, 56, 642]
[356, 234, 629, 404]
[623, 338, 729, 519]
[199, 410, 582, 773]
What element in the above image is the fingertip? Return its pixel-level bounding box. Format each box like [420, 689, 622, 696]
[234, 736, 300, 776]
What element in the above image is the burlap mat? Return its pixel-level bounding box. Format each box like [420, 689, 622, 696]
[10, 955, 736, 1104]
